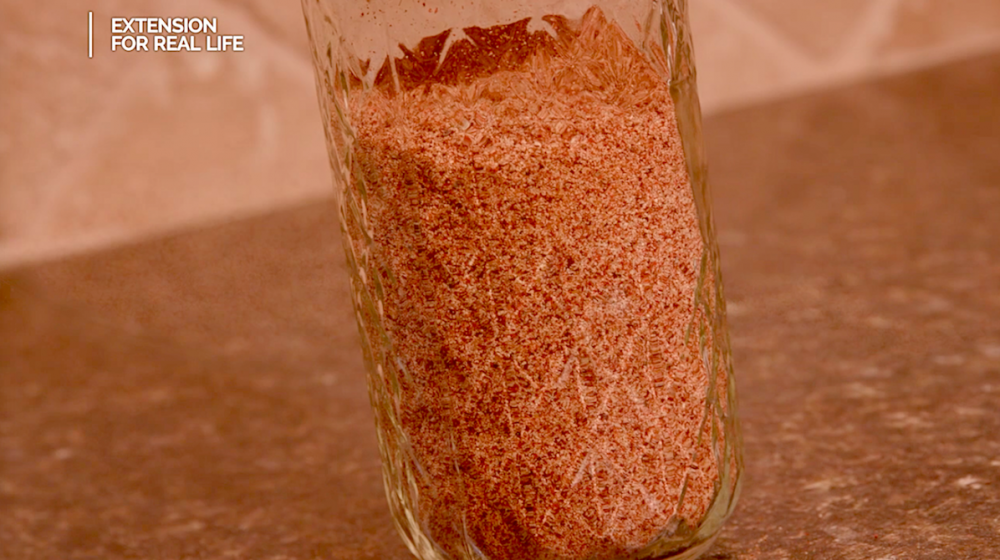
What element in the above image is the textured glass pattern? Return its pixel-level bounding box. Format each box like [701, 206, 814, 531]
[302, 2, 741, 558]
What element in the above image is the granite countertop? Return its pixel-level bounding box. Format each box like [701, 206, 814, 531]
[2, 54, 999, 560]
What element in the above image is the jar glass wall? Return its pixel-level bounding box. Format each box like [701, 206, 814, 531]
[301, 2, 742, 559]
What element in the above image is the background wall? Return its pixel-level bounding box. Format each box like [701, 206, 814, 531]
[2, 0, 999, 269]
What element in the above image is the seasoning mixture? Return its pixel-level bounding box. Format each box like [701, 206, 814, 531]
[344, 7, 725, 559]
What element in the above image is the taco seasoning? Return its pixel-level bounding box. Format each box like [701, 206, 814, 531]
[303, 3, 742, 559]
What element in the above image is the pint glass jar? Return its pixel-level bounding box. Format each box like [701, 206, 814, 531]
[301, 1, 742, 558]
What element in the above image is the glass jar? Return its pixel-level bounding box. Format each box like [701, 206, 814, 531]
[301, 1, 742, 558]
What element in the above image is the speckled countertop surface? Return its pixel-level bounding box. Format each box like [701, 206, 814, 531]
[3, 54, 1000, 560]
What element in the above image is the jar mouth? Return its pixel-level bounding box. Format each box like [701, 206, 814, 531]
[366, 7, 664, 95]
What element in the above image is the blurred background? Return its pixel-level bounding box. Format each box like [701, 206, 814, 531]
[2, 0, 1000, 270]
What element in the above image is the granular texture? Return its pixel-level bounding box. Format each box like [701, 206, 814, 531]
[344, 8, 723, 560]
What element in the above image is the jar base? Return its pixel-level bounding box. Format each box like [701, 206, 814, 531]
[652, 532, 722, 560]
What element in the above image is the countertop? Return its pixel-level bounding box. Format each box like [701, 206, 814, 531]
[3, 54, 1000, 560]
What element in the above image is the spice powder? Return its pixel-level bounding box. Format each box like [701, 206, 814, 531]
[343, 8, 725, 560]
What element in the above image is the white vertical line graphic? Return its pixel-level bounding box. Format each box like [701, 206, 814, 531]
[88, 12, 93, 58]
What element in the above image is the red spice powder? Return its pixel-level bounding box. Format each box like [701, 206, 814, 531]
[343, 8, 725, 560]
